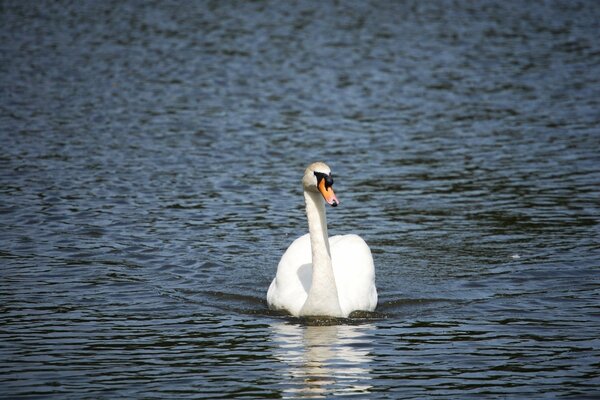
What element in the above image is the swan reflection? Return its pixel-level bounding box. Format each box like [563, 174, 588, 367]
[270, 322, 374, 398]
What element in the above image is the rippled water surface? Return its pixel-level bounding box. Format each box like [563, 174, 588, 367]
[2, 0, 600, 398]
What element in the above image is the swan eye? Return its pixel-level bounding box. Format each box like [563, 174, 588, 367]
[314, 172, 334, 189]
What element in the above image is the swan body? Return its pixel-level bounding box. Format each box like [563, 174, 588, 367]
[267, 162, 377, 317]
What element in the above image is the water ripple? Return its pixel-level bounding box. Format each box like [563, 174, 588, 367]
[1, 0, 599, 398]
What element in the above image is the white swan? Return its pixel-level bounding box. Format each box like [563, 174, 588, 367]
[267, 162, 377, 317]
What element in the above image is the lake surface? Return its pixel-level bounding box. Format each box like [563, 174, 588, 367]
[1, 0, 599, 398]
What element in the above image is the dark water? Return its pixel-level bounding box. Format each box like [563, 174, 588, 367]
[2, 0, 600, 398]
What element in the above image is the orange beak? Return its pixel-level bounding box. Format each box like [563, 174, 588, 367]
[318, 178, 339, 207]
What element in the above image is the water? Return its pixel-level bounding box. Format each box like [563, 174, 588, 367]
[1, 0, 599, 398]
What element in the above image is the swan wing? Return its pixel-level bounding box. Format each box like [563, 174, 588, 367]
[331, 234, 377, 316]
[267, 233, 312, 316]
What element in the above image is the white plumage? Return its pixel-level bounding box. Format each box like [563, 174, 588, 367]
[267, 162, 377, 317]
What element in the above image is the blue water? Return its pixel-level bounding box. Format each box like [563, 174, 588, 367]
[1, 0, 599, 398]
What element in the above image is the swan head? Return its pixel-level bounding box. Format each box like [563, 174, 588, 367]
[303, 162, 339, 207]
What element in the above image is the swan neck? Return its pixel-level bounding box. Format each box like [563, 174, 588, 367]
[305, 190, 330, 256]
[301, 190, 342, 317]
